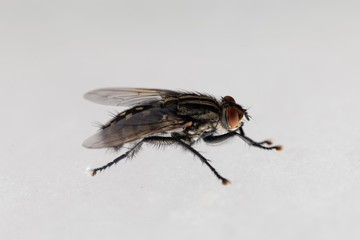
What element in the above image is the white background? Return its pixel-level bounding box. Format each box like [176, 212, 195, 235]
[1, 0, 360, 239]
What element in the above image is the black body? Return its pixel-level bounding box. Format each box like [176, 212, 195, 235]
[83, 88, 282, 185]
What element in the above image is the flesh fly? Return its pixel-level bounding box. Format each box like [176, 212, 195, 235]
[83, 88, 282, 185]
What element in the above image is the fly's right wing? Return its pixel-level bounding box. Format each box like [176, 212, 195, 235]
[82, 108, 192, 149]
[84, 88, 182, 107]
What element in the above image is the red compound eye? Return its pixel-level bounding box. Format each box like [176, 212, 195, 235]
[221, 95, 243, 130]
[226, 106, 240, 129]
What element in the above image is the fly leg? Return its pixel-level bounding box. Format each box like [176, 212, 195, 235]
[143, 136, 230, 185]
[203, 129, 282, 151]
[91, 136, 230, 185]
[91, 140, 146, 176]
[203, 132, 237, 144]
[91, 136, 177, 176]
[238, 127, 282, 151]
[173, 138, 231, 185]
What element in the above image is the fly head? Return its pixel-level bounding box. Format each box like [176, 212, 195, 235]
[220, 96, 250, 131]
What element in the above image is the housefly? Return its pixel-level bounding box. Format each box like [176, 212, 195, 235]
[83, 88, 282, 185]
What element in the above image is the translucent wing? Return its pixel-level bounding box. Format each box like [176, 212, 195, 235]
[82, 108, 192, 148]
[84, 88, 181, 106]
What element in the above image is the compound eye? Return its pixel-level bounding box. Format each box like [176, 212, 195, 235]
[226, 106, 243, 130]
[224, 96, 235, 103]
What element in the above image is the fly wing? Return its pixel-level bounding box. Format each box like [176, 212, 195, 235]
[84, 88, 182, 107]
[83, 108, 192, 148]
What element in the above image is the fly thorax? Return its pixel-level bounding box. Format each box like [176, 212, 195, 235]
[186, 121, 215, 136]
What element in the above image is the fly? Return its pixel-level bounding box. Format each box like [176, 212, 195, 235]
[83, 88, 282, 185]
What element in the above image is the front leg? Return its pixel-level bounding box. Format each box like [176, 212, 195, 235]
[238, 127, 282, 151]
[203, 132, 238, 144]
[203, 131, 273, 146]
[204, 128, 282, 150]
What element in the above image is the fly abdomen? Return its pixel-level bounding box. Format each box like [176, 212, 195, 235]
[101, 105, 153, 129]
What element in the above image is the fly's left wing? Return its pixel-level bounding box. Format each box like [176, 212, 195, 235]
[83, 108, 192, 149]
[84, 88, 182, 107]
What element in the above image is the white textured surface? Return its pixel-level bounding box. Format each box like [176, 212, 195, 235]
[1, 0, 360, 239]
